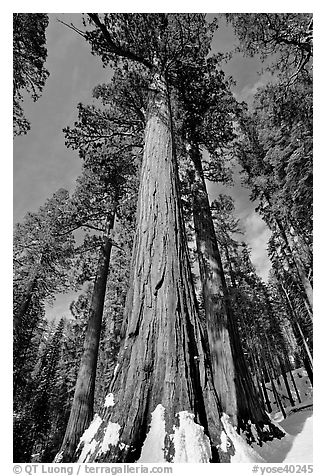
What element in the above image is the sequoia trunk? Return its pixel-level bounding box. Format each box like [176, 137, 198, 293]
[73, 71, 235, 464]
[189, 142, 281, 442]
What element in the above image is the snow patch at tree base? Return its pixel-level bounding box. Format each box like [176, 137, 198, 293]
[138, 404, 166, 462]
[77, 414, 102, 462]
[100, 422, 121, 454]
[221, 414, 266, 463]
[138, 405, 211, 463]
[172, 410, 211, 462]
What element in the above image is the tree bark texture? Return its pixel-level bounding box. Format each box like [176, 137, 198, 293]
[55, 208, 116, 462]
[189, 142, 282, 443]
[74, 72, 232, 464]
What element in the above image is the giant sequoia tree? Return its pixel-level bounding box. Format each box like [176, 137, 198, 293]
[58, 13, 253, 464]
[174, 60, 279, 441]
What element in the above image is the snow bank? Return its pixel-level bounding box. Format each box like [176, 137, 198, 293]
[138, 406, 212, 462]
[282, 412, 313, 462]
[221, 414, 265, 463]
[138, 404, 167, 462]
[254, 408, 313, 463]
[172, 411, 211, 462]
[100, 422, 121, 454]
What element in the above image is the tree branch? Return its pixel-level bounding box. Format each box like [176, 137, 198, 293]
[87, 13, 154, 70]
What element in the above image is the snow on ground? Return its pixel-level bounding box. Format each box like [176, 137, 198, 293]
[74, 368, 312, 463]
[221, 414, 265, 463]
[281, 408, 313, 462]
[252, 366, 313, 463]
[254, 406, 313, 463]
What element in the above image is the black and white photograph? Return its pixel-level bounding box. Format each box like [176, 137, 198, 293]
[12, 7, 314, 470]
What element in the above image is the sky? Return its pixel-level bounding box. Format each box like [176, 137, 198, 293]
[13, 13, 273, 320]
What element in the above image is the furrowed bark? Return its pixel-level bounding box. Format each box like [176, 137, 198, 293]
[189, 141, 282, 443]
[73, 71, 233, 464]
[55, 206, 116, 463]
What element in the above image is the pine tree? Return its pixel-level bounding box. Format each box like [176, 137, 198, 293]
[14, 319, 66, 462]
[13, 13, 49, 135]
[56, 81, 141, 461]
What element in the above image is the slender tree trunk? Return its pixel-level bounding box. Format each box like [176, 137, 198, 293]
[303, 357, 313, 385]
[73, 71, 234, 464]
[265, 364, 286, 420]
[279, 360, 295, 407]
[55, 206, 116, 462]
[260, 376, 273, 414]
[189, 142, 281, 443]
[252, 353, 272, 414]
[286, 358, 301, 404]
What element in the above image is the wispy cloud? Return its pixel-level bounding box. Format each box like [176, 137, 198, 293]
[45, 291, 80, 321]
[208, 175, 271, 282]
[235, 73, 272, 105]
[243, 212, 272, 281]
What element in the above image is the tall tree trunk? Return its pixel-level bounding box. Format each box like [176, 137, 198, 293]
[279, 360, 295, 407]
[303, 357, 313, 385]
[55, 206, 116, 462]
[189, 142, 281, 443]
[288, 366, 301, 404]
[283, 354, 302, 405]
[265, 364, 286, 420]
[252, 353, 272, 414]
[73, 71, 235, 464]
[260, 376, 273, 414]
